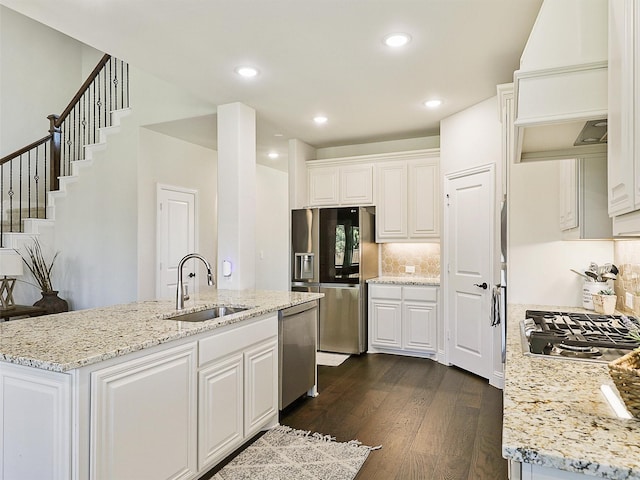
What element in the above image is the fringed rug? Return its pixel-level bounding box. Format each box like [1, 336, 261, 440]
[212, 425, 379, 480]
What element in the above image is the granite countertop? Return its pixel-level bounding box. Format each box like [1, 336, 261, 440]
[366, 276, 440, 286]
[503, 304, 640, 479]
[0, 289, 322, 373]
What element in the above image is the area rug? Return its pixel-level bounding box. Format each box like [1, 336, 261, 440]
[212, 425, 379, 480]
[317, 352, 350, 367]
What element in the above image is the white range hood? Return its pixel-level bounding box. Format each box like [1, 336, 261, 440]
[513, 0, 608, 162]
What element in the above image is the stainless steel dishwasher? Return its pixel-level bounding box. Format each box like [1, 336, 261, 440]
[278, 301, 318, 410]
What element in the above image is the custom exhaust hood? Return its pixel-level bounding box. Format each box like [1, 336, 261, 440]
[513, 0, 608, 162]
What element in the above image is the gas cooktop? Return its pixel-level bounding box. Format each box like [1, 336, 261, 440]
[521, 310, 640, 362]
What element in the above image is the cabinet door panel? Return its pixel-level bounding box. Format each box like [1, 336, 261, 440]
[377, 163, 408, 240]
[91, 344, 197, 480]
[0, 365, 71, 480]
[403, 302, 437, 353]
[608, 0, 636, 216]
[370, 301, 402, 348]
[244, 340, 278, 438]
[340, 164, 374, 205]
[308, 167, 339, 206]
[559, 159, 579, 231]
[198, 354, 244, 471]
[409, 161, 440, 237]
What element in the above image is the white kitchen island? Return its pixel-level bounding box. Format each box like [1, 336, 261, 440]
[0, 289, 322, 480]
[504, 304, 640, 480]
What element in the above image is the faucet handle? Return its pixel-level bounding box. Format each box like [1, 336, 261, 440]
[183, 284, 190, 302]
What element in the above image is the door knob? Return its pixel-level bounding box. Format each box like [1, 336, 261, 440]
[474, 282, 488, 290]
[188, 272, 196, 278]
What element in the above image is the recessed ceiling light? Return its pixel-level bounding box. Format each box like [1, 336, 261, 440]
[424, 99, 442, 108]
[273, 133, 284, 137]
[313, 115, 328, 125]
[235, 66, 259, 78]
[268, 152, 279, 159]
[383, 33, 411, 48]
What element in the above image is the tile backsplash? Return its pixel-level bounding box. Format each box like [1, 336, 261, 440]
[613, 240, 640, 314]
[380, 243, 440, 277]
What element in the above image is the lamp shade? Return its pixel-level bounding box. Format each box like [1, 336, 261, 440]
[0, 250, 23, 276]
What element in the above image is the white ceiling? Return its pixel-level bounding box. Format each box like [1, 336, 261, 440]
[0, 0, 543, 171]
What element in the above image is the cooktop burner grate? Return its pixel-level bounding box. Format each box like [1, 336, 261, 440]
[523, 310, 640, 360]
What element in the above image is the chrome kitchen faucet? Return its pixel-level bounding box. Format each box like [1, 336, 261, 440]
[176, 253, 214, 310]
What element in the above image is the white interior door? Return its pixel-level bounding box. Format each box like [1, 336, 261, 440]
[157, 185, 197, 300]
[445, 166, 494, 380]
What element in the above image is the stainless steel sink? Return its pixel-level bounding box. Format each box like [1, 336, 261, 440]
[167, 306, 248, 322]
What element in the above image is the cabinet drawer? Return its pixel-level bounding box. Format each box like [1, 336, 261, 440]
[199, 314, 277, 367]
[369, 284, 402, 300]
[403, 286, 438, 302]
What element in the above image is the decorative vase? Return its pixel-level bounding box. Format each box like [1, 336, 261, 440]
[34, 291, 69, 315]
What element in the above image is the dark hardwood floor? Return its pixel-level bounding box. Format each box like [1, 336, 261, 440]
[201, 353, 506, 480]
[280, 353, 507, 480]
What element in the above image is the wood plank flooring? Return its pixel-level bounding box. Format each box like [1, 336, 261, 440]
[201, 353, 506, 480]
[281, 353, 506, 480]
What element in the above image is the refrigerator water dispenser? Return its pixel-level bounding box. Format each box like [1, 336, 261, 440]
[294, 253, 315, 280]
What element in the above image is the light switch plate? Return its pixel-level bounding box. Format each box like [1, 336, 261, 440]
[405, 265, 415, 273]
[626, 292, 634, 309]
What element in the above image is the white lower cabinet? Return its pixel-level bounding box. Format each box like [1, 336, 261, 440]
[0, 364, 72, 480]
[244, 340, 278, 438]
[0, 312, 280, 480]
[91, 343, 198, 480]
[369, 284, 438, 357]
[197, 313, 278, 473]
[403, 301, 437, 353]
[369, 299, 403, 349]
[198, 353, 244, 471]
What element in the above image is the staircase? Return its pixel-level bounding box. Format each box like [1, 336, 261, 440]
[0, 54, 130, 249]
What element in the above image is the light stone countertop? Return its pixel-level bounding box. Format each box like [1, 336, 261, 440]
[503, 304, 640, 480]
[366, 276, 440, 286]
[0, 289, 322, 373]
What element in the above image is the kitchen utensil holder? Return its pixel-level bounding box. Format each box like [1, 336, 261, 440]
[608, 349, 640, 418]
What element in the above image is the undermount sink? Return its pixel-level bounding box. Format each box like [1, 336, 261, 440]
[167, 306, 248, 322]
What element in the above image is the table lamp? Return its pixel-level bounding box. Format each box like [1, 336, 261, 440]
[0, 250, 23, 309]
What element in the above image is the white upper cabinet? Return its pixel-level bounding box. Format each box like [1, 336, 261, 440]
[307, 162, 374, 207]
[409, 161, 439, 238]
[376, 151, 440, 242]
[340, 164, 375, 205]
[308, 166, 340, 206]
[607, 0, 640, 236]
[377, 162, 408, 238]
[560, 156, 612, 239]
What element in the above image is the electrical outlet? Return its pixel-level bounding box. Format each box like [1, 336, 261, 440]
[626, 292, 634, 309]
[405, 265, 415, 273]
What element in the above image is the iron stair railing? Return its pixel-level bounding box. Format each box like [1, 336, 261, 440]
[0, 54, 129, 246]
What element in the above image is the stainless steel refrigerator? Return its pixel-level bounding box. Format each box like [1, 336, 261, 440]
[291, 207, 378, 354]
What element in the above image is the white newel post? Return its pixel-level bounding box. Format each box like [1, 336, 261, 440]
[217, 102, 257, 289]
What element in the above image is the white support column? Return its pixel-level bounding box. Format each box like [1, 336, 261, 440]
[216, 102, 256, 290]
[288, 139, 316, 210]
